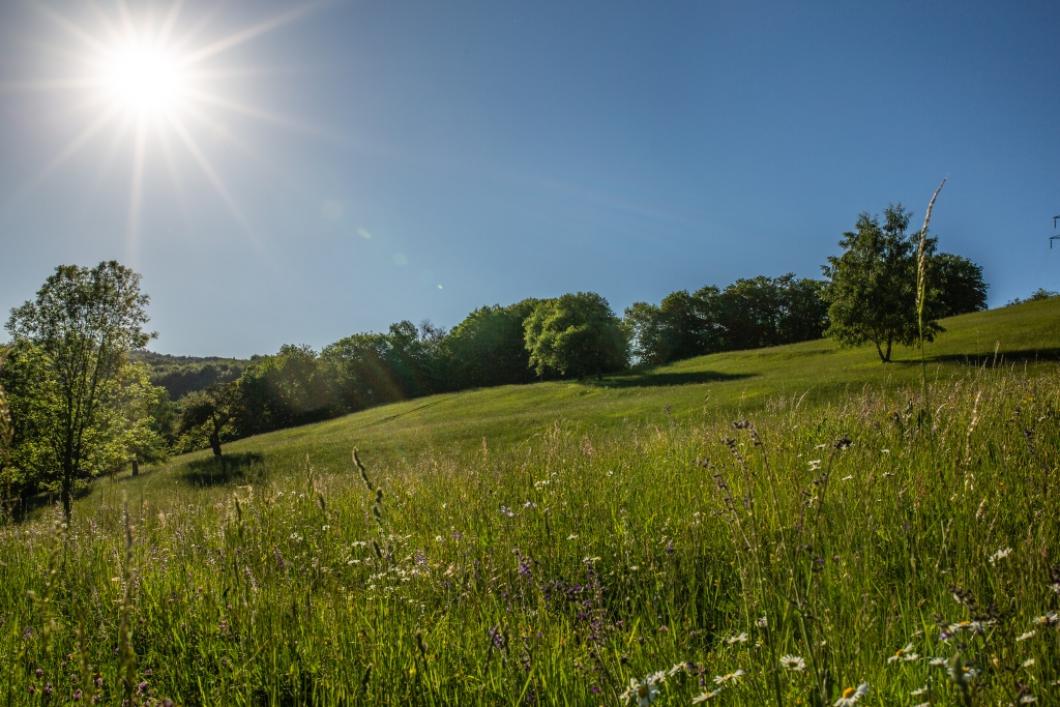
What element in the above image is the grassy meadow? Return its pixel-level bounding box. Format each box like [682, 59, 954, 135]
[2, 298, 1060, 705]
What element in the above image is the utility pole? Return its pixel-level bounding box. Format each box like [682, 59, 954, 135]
[1052, 216, 1060, 249]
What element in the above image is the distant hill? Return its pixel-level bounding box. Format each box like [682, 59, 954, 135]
[132, 350, 249, 400]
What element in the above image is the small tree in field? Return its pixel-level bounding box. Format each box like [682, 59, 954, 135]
[180, 384, 237, 458]
[5, 261, 153, 521]
[523, 293, 628, 378]
[823, 205, 941, 362]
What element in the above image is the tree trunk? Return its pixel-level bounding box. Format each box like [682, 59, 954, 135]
[885, 337, 893, 362]
[60, 462, 72, 524]
[874, 341, 886, 362]
[209, 430, 223, 458]
[131, 458, 139, 477]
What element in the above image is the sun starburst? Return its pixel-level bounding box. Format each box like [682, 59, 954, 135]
[2, 1, 323, 252]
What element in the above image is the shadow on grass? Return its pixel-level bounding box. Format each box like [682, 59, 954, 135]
[4, 485, 93, 523]
[896, 348, 1060, 367]
[180, 452, 266, 488]
[591, 370, 754, 389]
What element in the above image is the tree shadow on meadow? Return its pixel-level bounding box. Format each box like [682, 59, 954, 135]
[591, 370, 754, 389]
[179, 452, 266, 488]
[4, 486, 92, 523]
[897, 348, 1060, 368]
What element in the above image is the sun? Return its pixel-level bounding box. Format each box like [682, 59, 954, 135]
[95, 36, 190, 120]
[5, 2, 323, 247]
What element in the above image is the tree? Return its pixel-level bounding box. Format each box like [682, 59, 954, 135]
[625, 291, 716, 365]
[180, 384, 237, 458]
[774, 275, 830, 344]
[1007, 288, 1059, 306]
[931, 253, 988, 317]
[623, 301, 668, 365]
[822, 206, 941, 362]
[443, 300, 538, 388]
[523, 293, 628, 378]
[5, 262, 153, 521]
[107, 363, 169, 476]
[0, 350, 13, 518]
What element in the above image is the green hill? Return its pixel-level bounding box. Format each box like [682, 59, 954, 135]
[112, 296, 1060, 501]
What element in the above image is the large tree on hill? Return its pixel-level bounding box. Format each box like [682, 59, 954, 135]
[5, 261, 153, 520]
[823, 205, 941, 362]
[523, 293, 628, 378]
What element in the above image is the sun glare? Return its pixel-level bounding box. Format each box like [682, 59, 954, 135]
[7, 2, 321, 247]
[96, 38, 189, 119]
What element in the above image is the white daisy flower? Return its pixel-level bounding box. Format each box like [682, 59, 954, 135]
[667, 662, 688, 677]
[712, 669, 745, 686]
[834, 683, 869, 706]
[888, 643, 915, 663]
[780, 655, 806, 672]
[725, 632, 749, 645]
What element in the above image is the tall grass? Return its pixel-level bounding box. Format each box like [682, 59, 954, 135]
[915, 177, 946, 420]
[1, 366, 1057, 705]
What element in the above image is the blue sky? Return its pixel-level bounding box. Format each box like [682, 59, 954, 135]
[1, 0, 1058, 357]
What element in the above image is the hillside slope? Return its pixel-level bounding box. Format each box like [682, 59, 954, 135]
[104, 297, 1060, 504]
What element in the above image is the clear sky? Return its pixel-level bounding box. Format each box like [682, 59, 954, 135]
[1, 0, 1058, 357]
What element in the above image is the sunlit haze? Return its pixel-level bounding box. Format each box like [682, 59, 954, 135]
[2, 1, 1059, 357]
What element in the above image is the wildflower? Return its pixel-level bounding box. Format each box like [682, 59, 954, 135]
[499, 506, 515, 518]
[692, 689, 723, 703]
[620, 676, 661, 707]
[887, 643, 915, 663]
[667, 662, 688, 677]
[808, 459, 822, 471]
[725, 632, 749, 645]
[833, 683, 868, 706]
[1032, 611, 1058, 626]
[647, 670, 668, 685]
[712, 669, 745, 686]
[1016, 630, 1036, 641]
[911, 686, 927, 696]
[949, 664, 978, 684]
[780, 655, 806, 672]
[755, 616, 768, 628]
[913, 703, 930, 707]
[1022, 658, 1035, 668]
[988, 547, 1012, 564]
[1020, 696, 1037, 704]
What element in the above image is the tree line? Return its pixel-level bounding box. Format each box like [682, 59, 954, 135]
[0, 203, 990, 518]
